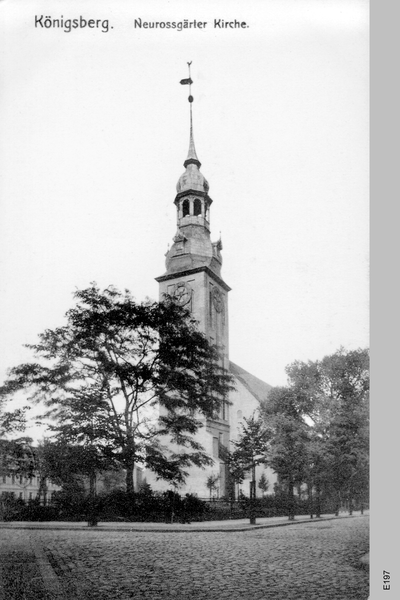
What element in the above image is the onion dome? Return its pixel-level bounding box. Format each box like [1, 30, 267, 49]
[176, 164, 209, 194]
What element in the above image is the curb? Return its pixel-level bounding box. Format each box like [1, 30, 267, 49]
[30, 536, 66, 599]
[0, 514, 367, 534]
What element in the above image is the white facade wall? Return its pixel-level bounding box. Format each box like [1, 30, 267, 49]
[0, 473, 60, 503]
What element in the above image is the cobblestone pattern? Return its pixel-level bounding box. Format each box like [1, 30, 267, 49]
[1, 517, 369, 600]
[0, 530, 52, 600]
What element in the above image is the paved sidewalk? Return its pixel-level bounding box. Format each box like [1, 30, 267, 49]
[0, 511, 368, 532]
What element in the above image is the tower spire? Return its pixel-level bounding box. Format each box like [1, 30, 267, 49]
[180, 62, 201, 168]
[157, 64, 229, 287]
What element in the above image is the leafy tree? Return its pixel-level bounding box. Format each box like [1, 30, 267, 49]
[0, 393, 33, 478]
[262, 387, 309, 520]
[0, 399, 37, 492]
[262, 347, 369, 517]
[229, 415, 271, 479]
[258, 472, 269, 496]
[304, 429, 327, 517]
[37, 439, 114, 523]
[38, 440, 108, 488]
[0, 284, 234, 494]
[286, 347, 369, 514]
[206, 473, 219, 500]
[98, 469, 126, 493]
[0, 438, 36, 481]
[227, 414, 271, 523]
[0, 406, 29, 438]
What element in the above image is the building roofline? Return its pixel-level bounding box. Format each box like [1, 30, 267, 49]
[229, 360, 272, 404]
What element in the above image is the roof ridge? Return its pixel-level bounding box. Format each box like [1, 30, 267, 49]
[229, 360, 272, 403]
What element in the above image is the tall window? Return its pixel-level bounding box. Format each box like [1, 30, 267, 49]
[182, 199, 190, 217]
[193, 198, 202, 216]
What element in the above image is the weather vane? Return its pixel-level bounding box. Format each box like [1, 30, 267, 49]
[180, 61, 194, 103]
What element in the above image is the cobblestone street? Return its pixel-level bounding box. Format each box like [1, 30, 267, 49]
[0, 516, 369, 600]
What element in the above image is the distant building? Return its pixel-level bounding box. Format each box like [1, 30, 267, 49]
[0, 472, 60, 504]
[0, 444, 60, 504]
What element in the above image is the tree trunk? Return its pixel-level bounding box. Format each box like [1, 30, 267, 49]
[87, 471, 98, 527]
[288, 479, 295, 521]
[125, 465, 135, 494]
[249, 464, 256, 525]
[307, 481, 313, 519]
[334, 490, 340, 517]
[315, 483, 321, 519]
[171, 494, 175, 524]
[229, 476, 235, 519]
[297, 483, 302, 499]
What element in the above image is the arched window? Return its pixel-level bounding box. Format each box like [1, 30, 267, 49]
[193, 198, 202, 216]
[182, 199, 190, 217]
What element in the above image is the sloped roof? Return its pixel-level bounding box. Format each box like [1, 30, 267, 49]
[229, 361, 272, 404]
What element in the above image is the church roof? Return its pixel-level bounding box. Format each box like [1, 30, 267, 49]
[229, 361, 272, 404]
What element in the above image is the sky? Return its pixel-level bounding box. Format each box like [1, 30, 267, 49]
[0, 0, 369, 437]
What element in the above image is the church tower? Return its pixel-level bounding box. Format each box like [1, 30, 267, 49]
[156, 66, 231, 495]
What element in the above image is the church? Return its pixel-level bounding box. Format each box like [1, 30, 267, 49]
[145, 72, 274, 499]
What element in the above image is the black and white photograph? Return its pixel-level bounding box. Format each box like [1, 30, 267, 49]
[0, 1, 372, 599]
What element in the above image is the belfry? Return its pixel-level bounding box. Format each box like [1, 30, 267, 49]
[151, 65, 273, 498]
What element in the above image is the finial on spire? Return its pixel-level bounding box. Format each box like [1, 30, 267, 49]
[187, 62, 193, 103]
[180, 62, 200, 168]
[179, 62, 193, 98]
